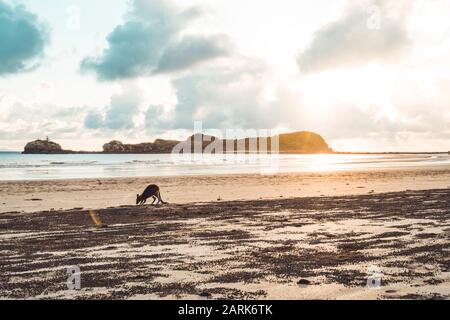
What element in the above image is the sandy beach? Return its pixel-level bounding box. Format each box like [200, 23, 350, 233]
[1, 167, 450, 214]
[0, 167, 449, 300]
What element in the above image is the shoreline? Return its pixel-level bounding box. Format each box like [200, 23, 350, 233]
[0, 163, 450, 183]
[1, 188, 448, 299]
[2, 151, 448, 155]
[1, 167, 449, 214]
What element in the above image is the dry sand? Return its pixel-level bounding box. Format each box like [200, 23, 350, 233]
[1, 167, 449, 213]
[0, 167, 449, 300]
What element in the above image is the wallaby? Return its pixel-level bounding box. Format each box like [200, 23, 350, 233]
[136, 184, 167, 206]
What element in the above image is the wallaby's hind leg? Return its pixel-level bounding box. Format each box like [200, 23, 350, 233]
[157, 191, 167, 205]
[151, 196, 157, 205]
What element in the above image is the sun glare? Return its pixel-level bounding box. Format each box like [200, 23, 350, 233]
[301, 65, 395, 113]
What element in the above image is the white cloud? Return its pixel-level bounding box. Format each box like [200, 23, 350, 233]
[297, 0, 412, 73]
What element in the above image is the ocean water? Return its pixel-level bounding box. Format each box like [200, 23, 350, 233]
[0, 152, 449, 181]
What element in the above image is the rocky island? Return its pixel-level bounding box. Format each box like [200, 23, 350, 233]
[23, 131, 333, 154]
[23, 138, 72, 154]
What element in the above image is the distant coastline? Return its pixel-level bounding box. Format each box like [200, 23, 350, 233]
[22, 131, 334, 155]
[12, 131, 450, 155]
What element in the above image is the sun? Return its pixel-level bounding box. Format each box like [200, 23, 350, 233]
[299, 64, 395, 114]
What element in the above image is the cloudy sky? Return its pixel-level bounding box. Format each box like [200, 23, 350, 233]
[0, 0, 449, 151]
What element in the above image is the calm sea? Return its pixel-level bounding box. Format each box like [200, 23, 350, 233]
[0, 152, 449, 181]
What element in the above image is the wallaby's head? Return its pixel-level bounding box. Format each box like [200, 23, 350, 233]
[136, 194, 141, 205]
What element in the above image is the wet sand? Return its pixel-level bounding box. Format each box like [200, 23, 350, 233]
[0, 188, 449, 300]
[1, 167, 450, 213]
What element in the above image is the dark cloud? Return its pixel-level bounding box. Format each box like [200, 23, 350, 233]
[81, 20, 171, 80]
[297, 1, 411, 73]
[84, 112, 104, 129]
[0, 1, 49, 75]
[156, 35, 231, 73]
[81, 0, 230, 81]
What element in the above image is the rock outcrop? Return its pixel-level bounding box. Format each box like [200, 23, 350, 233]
[172, 131, 332, 154]
[102, 140, 179, 154]
[278, 131, 333, 153]
[23, 139, 68, 154]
